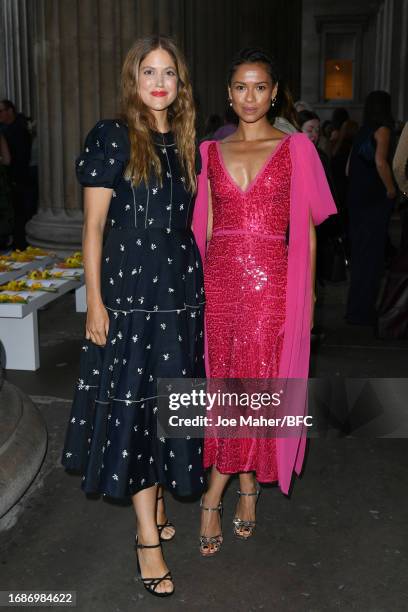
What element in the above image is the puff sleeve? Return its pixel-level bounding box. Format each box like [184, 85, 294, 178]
[75, 119, 129, 188]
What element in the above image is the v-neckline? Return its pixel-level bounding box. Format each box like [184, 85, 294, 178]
[215, 134, 290, 196]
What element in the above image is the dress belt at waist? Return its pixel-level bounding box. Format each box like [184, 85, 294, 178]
[212, 229, 286, 240]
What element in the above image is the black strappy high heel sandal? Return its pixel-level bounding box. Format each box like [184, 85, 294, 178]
[135, 538, 175, 598]
[156, 495, 176, 542]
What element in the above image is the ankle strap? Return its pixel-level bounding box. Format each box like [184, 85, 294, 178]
[135, 541, 161, 549]
[157, 495, 164, 501]
[237, 488, 260, 497]
[200, 498, 222, 512]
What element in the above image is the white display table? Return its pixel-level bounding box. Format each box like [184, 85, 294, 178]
[0, 268, 84, 371]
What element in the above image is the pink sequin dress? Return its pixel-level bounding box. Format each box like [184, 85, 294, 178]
[204, 136, 292, 482]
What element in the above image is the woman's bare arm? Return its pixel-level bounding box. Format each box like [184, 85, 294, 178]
[82, 187, 111, 346]
[374, 127, 396, 197]
[310, 214, 317, 329]
[207, 179, 213, 242]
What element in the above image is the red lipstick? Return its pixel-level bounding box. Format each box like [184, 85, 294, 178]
[151, 91, 168, 97]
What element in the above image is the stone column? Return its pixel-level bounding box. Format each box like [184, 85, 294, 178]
[374, 0, 408, 122]
[0, 0, 35, 117]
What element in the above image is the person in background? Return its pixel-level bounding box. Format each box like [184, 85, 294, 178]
[201, 113, 223, 141]
[298, 110, 346, 287]
[377, 122, 408, 338]
[212, 104, 238, 140]
[330, 108, 349, 151]
[294, 99, 314, 113]
[0, 99, 32, 250]
[319, 120, 333, 158]
[331, 112, 358, 211]
[0, 133, 13, 249]
[273, 85, 299, 134]
[345, 91, 396, 326]
[392, 122, 408, 249]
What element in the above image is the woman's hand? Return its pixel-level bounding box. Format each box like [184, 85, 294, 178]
[86, 301, 109, 346]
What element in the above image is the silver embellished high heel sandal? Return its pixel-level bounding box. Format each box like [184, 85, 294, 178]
[199, 498, 223, 556]
[232, 487, 261, 539]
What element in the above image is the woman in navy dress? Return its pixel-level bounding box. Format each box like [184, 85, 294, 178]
[61, 36, 204, 597]
[346, 91, 396, 325]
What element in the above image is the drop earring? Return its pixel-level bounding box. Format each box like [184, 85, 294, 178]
[270, 96, 277, 108]
[228, 99, 233, 107]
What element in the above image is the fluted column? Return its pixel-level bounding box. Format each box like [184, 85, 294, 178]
[0, 0, 35, 117]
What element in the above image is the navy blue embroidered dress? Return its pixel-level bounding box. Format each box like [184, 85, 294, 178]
[61, 120, 205, 498]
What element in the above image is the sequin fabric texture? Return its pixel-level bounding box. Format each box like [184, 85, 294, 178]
[204, 136, 292, 481]
[61, 120, 205, 498]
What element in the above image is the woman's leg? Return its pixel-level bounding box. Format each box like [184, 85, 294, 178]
[132, 485, 173, 594]
[156, 485, 175, 540]
[200, 466, 231, 553]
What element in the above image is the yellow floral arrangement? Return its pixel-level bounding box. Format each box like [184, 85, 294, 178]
[0, 293, 28, 304]
[0, 246, 51, 263]
[25, 246, 50, 257]
[0, 279, 57, 293]
[26, 269, 81, 281]
[0, 262, 12, 272]
[58, 251, 83, 269]
[0, 251, 36, 263]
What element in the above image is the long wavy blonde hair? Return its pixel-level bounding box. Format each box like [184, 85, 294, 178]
[120, 35, 197, 193]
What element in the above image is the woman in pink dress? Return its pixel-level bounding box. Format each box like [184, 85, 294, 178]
[192, 48, 337, 556]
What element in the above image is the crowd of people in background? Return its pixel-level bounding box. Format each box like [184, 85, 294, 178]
[1, 88, 407, 337]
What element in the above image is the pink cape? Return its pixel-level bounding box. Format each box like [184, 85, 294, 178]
[192, 133, 337, 495]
